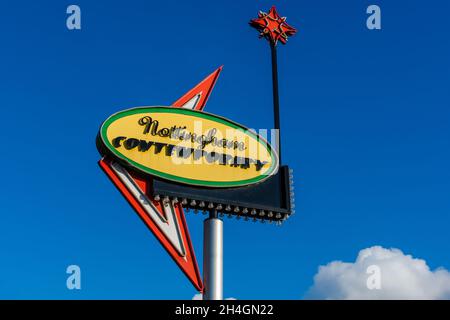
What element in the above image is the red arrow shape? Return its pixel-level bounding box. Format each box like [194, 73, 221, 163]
[172, 66, 222, 110]
[99, 67, 222, 292]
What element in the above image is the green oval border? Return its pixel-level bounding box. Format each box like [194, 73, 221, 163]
[99, 106, 279, 188]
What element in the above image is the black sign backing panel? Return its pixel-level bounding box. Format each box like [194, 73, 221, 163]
[150, 166, 294, 223]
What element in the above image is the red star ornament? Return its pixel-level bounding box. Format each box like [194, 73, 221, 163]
[249, 6, 297, 45]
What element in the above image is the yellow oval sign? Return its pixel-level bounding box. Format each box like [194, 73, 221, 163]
[98, 106, 279, 187]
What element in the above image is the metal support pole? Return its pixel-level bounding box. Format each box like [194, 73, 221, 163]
[270, 42, 282, 164]
[203, 210, 223, 300]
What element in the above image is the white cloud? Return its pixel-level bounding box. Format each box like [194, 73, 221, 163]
[192, 293, 202, 300]
[306, 246, 450, 300]
[192, 293, 236, 300]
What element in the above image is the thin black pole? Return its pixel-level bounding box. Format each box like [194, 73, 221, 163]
[209, 209, 218, 219]
[270, 42, 282, 164]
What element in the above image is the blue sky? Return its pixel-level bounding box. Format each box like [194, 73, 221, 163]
[0, 0, 449, 299]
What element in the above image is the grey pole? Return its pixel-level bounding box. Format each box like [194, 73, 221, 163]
[203, 210, 223, 300]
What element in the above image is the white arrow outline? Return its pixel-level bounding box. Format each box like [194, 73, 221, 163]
[106, 90, 205, 258]
[110, 161, 187, 257]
